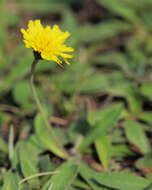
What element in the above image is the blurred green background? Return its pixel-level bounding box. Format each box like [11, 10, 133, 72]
[0, 0, 152, 189]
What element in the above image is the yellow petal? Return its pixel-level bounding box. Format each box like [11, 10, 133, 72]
[20, 19, 74, 65]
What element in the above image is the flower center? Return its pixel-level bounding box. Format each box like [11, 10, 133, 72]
[33, 51, 42, 60]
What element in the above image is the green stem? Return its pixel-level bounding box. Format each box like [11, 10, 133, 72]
[30, 58, 68, 159]
[18, 171, 58, 185]
[30, 59, 52, 132]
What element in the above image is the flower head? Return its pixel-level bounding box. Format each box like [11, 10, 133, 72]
[21, 20, 74, 65]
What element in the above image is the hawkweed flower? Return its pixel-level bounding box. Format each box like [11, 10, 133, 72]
[21, 19, 74, 65]
[20, 19, 70, 159]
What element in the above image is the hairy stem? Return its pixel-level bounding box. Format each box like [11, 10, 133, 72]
[30, 58, 68, 158]
[30, 58, 52, 132]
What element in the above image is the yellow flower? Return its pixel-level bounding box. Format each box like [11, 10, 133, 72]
[21, 19, 74, 65]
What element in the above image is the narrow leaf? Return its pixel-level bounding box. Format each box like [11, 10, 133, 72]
[80, 163, 150, 190]
[18, 142, 39, 178]
[95, 135, 111, 171]
[125, 120, 151, 154]
[2, 171, 18, 190]
[34, 113, 67, 158]
[78, 104, 123, 152]
[42, 160, 78, 190]
[97, 0, 138, 22]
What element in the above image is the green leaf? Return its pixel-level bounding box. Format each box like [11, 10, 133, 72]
[87, 109, 106, 126]
[123, 0, 152, 8]
[136, 155, 152, 170]
[140, 8, 152, 28]
[18, 142, 39, 178]
[80, 75, 109, 93]
[2, 171, 19, 190]
[62, 10, 78, 34]
[97, 0, 139, 22]
[42, 160, 78, 190]
[62, 10, 79, 46]
[140, 112, 152, 124]
[125, 120, 151, 154]
[18, 0, 66, 13]
[0, 137, 8, 153]
[74, 179, 91, 190]
[126, 87, 142, 114]
[13, 81, 33, 107]
[77, 21, 131, 43]
[34, 113, 67, 159]
[95, 135, 111, 171]
[8, 52, 32, 82]
[11, 142, 20, 169]
[18, 142, 40, 188]
[111, 144, 134, 159]
[140, 83, 152, 100]
[39, 155, 55, 172]
[78, 104, 123, 152]
[80, 163, 150, 190]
